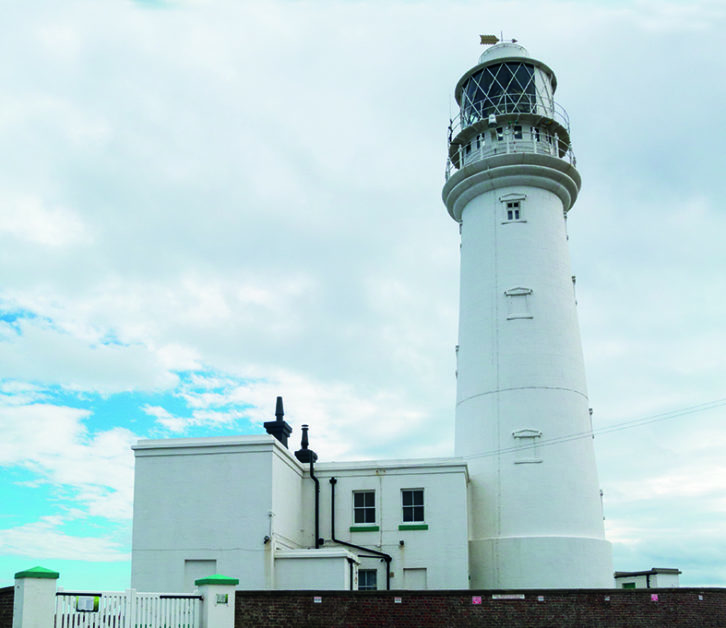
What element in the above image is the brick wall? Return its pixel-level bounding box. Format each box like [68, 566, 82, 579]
[235, 588, 726, 628]
[0, 586, 13, 628]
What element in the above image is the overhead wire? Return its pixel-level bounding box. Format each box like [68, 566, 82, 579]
[464, 397, 726, 461]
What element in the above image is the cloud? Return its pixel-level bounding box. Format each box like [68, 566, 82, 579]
[0, 317, 177, 394]
[0, 402, 137, 521]
[0, 516, 129, 562]
[0, 195, 91, 247]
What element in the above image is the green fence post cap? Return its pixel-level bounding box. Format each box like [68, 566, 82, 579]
[194, 574, 239, 586]
[14, 566, 60, 580]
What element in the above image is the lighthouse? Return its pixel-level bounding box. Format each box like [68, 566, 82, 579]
[442, 40, 613, 588]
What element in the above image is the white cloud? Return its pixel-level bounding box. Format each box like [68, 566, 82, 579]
[0, 517, 129, 562]
[0, 317, 177, 394]
[0, 402, 137, 521]
[0, 195, 91, 247]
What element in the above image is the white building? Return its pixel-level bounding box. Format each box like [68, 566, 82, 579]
[131, 39, 614, 592]
[131, 429, 469, 592]
[614, 568, 682, 589]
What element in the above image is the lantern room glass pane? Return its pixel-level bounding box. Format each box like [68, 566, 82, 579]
[461, 62, 536, 126]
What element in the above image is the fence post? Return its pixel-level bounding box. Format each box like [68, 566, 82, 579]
[12, 566, 59, 628]
[125, 588, 137, 628]
[195, 575, 239, 628]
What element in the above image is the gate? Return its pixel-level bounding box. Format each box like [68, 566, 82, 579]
[55, 588, 201, 627]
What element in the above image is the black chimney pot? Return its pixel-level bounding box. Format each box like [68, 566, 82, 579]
[263, 396, 293, 448]
[295, 424, 318, 463]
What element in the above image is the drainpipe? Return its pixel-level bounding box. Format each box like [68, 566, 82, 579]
[329, 477, 392, 590]
[310, 459, 320, 549]
[295, 425, 322, 549]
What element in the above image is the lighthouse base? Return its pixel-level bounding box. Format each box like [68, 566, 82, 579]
[469, 535, 613, 589]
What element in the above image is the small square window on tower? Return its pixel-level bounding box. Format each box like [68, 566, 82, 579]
[513, 125, 523, 140]
[353, 491, 375, 524]
[499, 193, 527, 223]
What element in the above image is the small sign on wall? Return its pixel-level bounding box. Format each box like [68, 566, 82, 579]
[76, 596, 99, 612]
[472, 596, 482, 605]
[216, 593, 229, 605]
[313, 596, 322, 604]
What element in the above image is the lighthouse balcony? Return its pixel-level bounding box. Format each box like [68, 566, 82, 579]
[445, 102, 575, 180]
[446, 124, 576, 180]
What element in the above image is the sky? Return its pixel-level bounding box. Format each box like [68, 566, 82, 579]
[1, 0, 725, 590]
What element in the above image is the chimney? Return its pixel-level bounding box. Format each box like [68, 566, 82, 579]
[263, 396, 293, 448]
[294, 424, 318, 464]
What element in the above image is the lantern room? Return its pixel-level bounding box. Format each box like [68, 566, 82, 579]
[446, 41, 575, 175]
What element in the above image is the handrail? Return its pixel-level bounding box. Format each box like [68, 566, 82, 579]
[445, 129, 576, 180]
[449, 98, 571, 138]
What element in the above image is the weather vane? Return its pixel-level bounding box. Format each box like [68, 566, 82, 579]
[480, 34, 518, 45]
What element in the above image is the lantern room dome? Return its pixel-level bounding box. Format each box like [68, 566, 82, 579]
[478, 42, 530, 64]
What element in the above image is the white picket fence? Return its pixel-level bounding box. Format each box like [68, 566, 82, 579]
[55, 588, 201, 627]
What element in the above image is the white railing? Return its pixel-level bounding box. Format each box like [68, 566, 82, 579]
[450, 99, 572, 138]
[55, 589, 201, 628]
[445, 131, 576, 180]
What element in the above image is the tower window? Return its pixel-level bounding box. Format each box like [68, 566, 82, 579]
[532, 126, 540, 142]
[476, 134, 481, 149]
[513, 125, 523, 140]
[402, 489, 424, 522]
[359, 569, 377, 591]
[512, 428, 543, 464]
[506, 201, 521, 221]
[353, 491, 375, 524]
[496, 127, 504, 141]
[504, 287, 533, 319]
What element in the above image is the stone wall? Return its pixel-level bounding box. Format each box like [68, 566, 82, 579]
[235, 588, 726, 628]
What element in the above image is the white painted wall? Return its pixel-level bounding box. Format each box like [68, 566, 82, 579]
[442, 46, 613, 590]
[615, 570, 681, 589]
[274, 549, 358, 590]
[131, 435, 303, 592]
[131, 437, 469, 592]
[314, 459, 469, 590]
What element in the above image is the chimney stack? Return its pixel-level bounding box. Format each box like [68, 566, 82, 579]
[263, 396, 293, 448]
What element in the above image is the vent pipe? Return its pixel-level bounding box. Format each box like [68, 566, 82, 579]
[295, 425, 321, 548]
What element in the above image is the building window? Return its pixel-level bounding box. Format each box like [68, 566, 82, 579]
[506, 201, 521, 221]
[402, 489, 424, 522]
[622, 582, 636, 589]
[353, 491, 375, 524]
[513, 125, 523, 140]
[496, 127, 504, 141]
[532, 126, 540, 142]
[359, 569, 377, 590]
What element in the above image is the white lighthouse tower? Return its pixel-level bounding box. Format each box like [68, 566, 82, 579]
[442, 40, 613, 589]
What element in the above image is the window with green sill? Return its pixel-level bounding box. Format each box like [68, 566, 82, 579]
[353, 490, 375, 524]
[401, 488, 424, 523]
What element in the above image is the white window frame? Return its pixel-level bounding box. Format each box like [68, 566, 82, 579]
[401, 488, 425, 523]
[499, 193, 527, 223]
[358, 569, 378, 591]
[353, 490, 376, 525]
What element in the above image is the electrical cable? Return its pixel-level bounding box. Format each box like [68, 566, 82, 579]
[464, 397, 726, 461]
